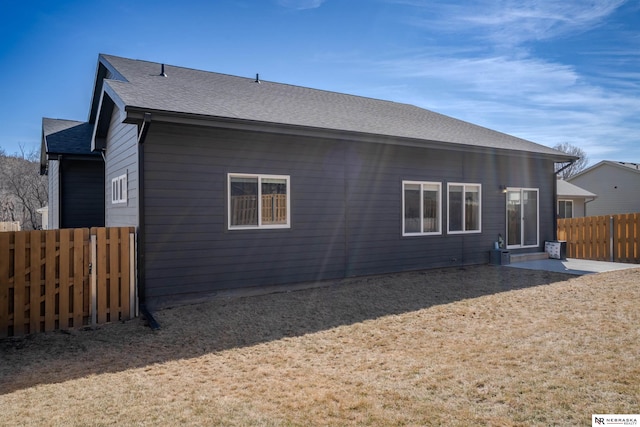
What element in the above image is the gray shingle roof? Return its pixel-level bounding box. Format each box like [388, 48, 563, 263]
[557, 179, 597, 198]
[42, 118, 96, 155]
[99, 54, 571, 159]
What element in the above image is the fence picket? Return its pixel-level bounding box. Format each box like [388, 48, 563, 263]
[0, 232, 9, 338]
[109, 228, 120, 322]
[29, 231, 41, 334]
[44, 230, 57, 332]
[13, 232, 26, 335]
[631, 213, 640, 259]
[121, 230, 131, 319]
[96, 227, 108, 325]
[59, 229, 71, 329]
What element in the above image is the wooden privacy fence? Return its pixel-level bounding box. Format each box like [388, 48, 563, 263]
[0, 227, 136, 337]
[231, 194, 287, 225]
[557, 213, 640, 263]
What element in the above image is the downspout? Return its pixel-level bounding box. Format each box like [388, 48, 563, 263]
[58, 156, 63, 229]
[136, 112, 159, 330]
[553, 160, 575, 240]
[584, 197, 596, 217]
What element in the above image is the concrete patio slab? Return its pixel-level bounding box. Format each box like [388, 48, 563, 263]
[507, 258, 639, 275]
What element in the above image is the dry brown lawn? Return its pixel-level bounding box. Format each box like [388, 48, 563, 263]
[1, 265, 639, 426]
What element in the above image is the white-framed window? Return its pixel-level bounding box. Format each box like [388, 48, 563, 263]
[111, 173, 127, 204]
[447, 183, 481, 234]
[228, 173, 290, 229]
[558, 200, 573, 219]
[402, 181, 442, 236]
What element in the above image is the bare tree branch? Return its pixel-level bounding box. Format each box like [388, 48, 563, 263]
[0, 146, 48, 229]
[554, 143, 589, 179]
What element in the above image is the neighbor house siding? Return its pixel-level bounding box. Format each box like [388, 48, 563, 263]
[140, 123, 557, 307]
[569, 165, 640, 216]
[104, 105, 139, 227]
[48, 159, 60, 229]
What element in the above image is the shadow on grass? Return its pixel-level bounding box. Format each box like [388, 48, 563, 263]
[0, 265, 574, 395]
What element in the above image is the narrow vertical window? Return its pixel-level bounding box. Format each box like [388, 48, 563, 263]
[228, 174, 290, 229]
[447, 183, 481, 233]
[402, 181, 441, 236]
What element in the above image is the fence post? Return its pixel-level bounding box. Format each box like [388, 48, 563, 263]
[609, 216, 614, 262]
[90, 232, 97, 327]
[129, 231, 137, 318]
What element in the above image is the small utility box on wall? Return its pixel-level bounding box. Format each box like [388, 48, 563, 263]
[545, 241, 567, 260]
[490, 249, 511, 265]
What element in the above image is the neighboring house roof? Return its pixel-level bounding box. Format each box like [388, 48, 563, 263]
[94, 54, 573, 161]
[42, 118, 95, 155]
[570, 160, 640, 180]
[40, 118, 100, 174]
[557, 179, 597, 199]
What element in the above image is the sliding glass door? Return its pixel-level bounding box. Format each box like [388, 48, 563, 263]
[507, 188, 539, 248]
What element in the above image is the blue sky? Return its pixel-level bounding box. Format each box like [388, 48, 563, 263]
[1, 0, 638, 165]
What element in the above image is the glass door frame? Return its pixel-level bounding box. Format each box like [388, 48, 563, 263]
[506, 187, 539, 249]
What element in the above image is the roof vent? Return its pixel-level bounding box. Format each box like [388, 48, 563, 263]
[160, 64, 167, 77]
[255, 73, 260, 84]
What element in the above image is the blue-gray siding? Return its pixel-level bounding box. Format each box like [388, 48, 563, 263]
[105, 105, 139, 227]
[141, 124, 556, 306]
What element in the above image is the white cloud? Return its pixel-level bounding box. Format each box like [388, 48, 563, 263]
[366, 0, 638, 163]
[277, 0, 326, 10]
[378, 54, 580, 96]
[359, 50, 640, 164]
[393, 0, 628, 46]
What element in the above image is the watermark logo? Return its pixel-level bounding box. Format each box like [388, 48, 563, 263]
[593, 415, 639, 426]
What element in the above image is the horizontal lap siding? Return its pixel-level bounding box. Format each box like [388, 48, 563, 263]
[143, 125, 347, 301]
[105, 105, 139, 227]
[346, 144, 460, 276]
[345, 147, 556, 275]
[142, 123, 557, 305]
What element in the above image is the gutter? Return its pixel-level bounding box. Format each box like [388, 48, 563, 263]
[136, 112, 160, 330]
[123, 107, 570, 163]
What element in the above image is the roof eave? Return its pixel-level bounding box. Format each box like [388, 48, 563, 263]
[123, 106, 571, 160]
[88, 55, 129, 124]
[92, 83, 127, 151]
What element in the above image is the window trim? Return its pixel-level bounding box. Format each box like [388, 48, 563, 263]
[402, 180, 442, 236]
[111, 173, 127, 205]
[447, 182, 482, 234]
[227, 173, 291, 230]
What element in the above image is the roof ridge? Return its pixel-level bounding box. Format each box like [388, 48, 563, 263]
[100, 53, 424, 109]
[94, 54, 574, 160]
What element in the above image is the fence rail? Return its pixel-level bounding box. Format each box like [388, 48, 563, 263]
[557, 213, 640, 263]
[0, 227, 136, 337]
